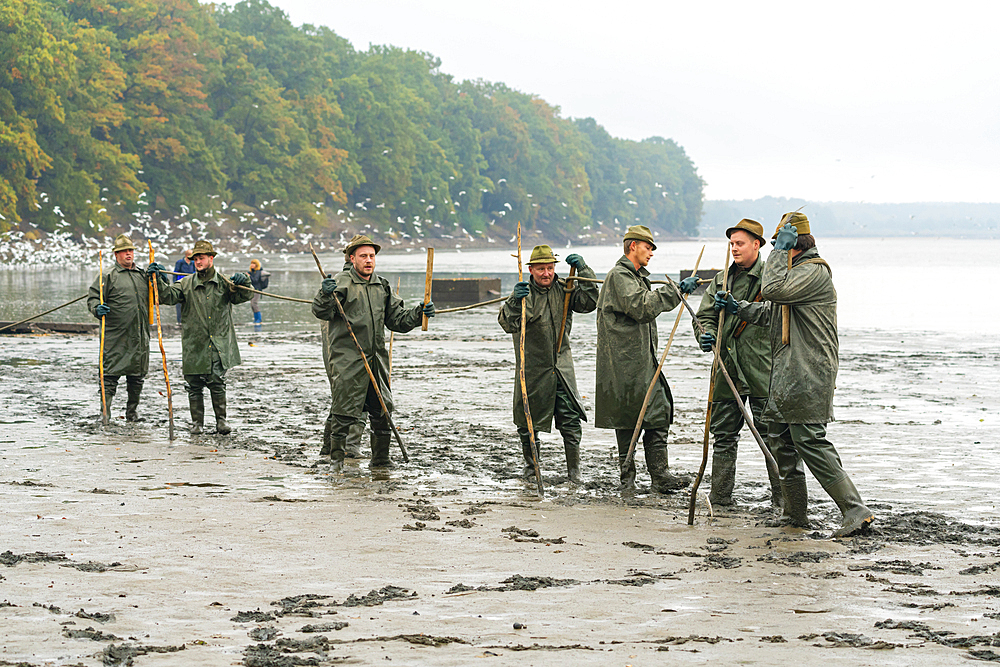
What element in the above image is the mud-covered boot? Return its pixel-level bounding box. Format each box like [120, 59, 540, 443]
[101, 378, 117, 421]
[210, 389, 231, 435]
[708, 457, 737, 506]
[767, 464, 783, 510]
[564, 441, 581, 484]
[329, 437, 346, 472]
[344, 421, 365, 458]
[124, 378, 143, 422]
[370, 431, 393, 468]
[615, 432, 637, 493]
[767, 477, 810, 528]
[825, 476, 875, 537]
[320, 416, 333, 457]
[188, 393, 204, 435]
[519, 431, 540, 479]
[645, 430, 689, 494]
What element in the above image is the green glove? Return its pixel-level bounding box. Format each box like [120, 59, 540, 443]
[423, 301, 435, 318]
[511, 281, 530, 300]
[230, 272, 251, 287]
[565, 254, 585, 270]
[96, 304, 111, 318]
[699, 332, 715, 352]
[773, 222, 798, 251]
[146, 262, 166, 280]
[322, 277, 337, 294]
[678, 276, 699, 294]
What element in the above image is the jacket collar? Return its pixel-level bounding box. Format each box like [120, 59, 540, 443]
[616, 255, 650, 279]
[193, 267, 220, 288]
[349, 266, 378, 284]
[792, 247, 821, 266]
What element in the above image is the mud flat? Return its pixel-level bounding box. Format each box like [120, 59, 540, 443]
[1, 309, 998, 666]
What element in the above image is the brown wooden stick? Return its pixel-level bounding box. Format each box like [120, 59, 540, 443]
[516, 223, 544, 497]
[556, 265, 576, 355]
[98, 251, 108, 427]
[435, 297, 505, 313]
[160, 270, 312, 304]
[149, 241, 174, 440]
[781, 251, 792, 344]
[422, 248, 434, 331]
[389, 277, 400, 381]
[309, 243, 408, 463]
[0, 295, 87, 333]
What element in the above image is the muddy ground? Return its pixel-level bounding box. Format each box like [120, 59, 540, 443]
[1, 307, 999, 666]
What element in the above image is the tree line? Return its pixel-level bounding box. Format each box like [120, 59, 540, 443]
[1, 0, 704, 241]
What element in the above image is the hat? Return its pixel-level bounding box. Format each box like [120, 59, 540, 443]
[191, 239, 217, 257]
[344, 234, 381, 257]
[112, 234, 136, 253]
[773, 212, 810, 239]
[526, 244, 558, 265]
[623, 225, 656, 251]
[726, 218, 765, 243]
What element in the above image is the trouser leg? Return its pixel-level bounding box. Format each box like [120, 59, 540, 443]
[184, 373, 207, 434]
[364, 381, 393, 468]
[553, 379, 583, 483]
[206, 352, 230, 435]
[614, 429, 637, 491]
[345, 420, 365, 458]
[748, 397, 782, 508]
[124, 375, 144, 422]
[102, 375, 120, 415]
[517, 427, 541, 479]
[767, 422, 810, 527]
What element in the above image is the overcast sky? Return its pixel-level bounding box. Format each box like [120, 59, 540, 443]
[269, 1, 998, 203]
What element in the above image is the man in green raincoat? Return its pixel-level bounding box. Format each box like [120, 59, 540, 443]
[498, 245, 598, 483]
[312, 234, 434, 470]
[87, 234, 149, 422]
[148, 240, 253, 435]
[694, 219, 781, 507]
[723, 212, 874, 537]
[595, 225, 698, 493]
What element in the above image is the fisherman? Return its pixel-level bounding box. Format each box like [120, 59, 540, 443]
[173, 249, 195, 323]
[248, 259, 270, 327]
[87, 234, 150, 422]
[312, 234, 434, 470]
[147, 240, 253, 435]
[595, 225, 699, 493]
[722, 212, 874, 536]
[498, 246, 599, 483]
[694, 219, 781, 507]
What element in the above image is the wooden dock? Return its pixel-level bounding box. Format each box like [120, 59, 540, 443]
[431, 278, 502, 306]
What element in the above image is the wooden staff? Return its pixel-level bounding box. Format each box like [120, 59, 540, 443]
[622, 246, 704, 474]
[515, 223, 544, 497]
[556, 265, 576, 355]
[435, 297, 505, 314]
[148, 241, 174, 440]
[98, 251, 108, 427]
[781, 251, 792, 345]
[160, 270, 312, 304]
[389, 277, 400, 381]
[147, 255, 155, 326]
[421, 248, 434, 331]
[308, 243, 408, 463]
[0, 295, 87, 333]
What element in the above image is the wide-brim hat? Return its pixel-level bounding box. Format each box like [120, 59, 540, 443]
[344, 233, 381, 256]
[623, 225, 656, 251]
[112, 234, 136, 253]
[726, 218, 766, 243]
[526, 244, 559, 265]
[191, 239, 217, 257]
[773, 212, 810, 239]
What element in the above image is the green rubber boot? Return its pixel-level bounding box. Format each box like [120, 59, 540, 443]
[767, 477, 810, 528]
[210, 389, 231, 435]
[370, 431, 393, 468]
[825, 476, 875, 537]
[188, 393, 204, 435]
[708, 457, 737, 506]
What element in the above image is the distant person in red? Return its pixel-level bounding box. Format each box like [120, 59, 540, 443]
[173, 249, 195, 323]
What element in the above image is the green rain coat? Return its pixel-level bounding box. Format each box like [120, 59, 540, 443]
[156, 268, 252, 375]
[312, 267, 422, 419]
[595, 256, 682, 429]
[87, 261, 150, 376]
[694, 253, 771, 401]
[738, 247, 838, 424]
[497, 266, 599, 432]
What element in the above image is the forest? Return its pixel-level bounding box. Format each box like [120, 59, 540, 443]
[0, 0, 704, 243]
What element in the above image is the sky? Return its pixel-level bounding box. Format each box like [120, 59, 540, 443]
[268, 1, 999, 204]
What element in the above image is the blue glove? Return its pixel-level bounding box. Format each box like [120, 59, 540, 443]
[699, 332, 715, 352]
[565, 254, 585, 270]
[96, 304, 111, 318]
[723, 293, 739, 315]
[322, 277, 337, 294]
[713, 290, 727, 312]
[678, 276, 699, 295]
[773, 222, 798, 251]
[146, 262, 166, 280]
[512, 281, 530, 300]
[230, 272, 251, 287]
[422, 302, 435, 318]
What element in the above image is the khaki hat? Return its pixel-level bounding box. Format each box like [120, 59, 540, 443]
[623, 225, 656, 251]
[726, 218, 765, 243]
[344, 233, 381, 257]
[191, 239, 217, 257]
[526, 244, 558, 265]
[112, 234, 136, 253]
[773, 211, 810, 239]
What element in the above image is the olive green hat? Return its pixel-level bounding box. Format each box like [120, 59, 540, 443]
[773, 211, 810, 239]
[111, 234, 136, 253]
[526, 244, 559, 265]
[623, 224, 656, 251]
[191, 239, 217, 257]
[726, 218, 765, 243]
[344, 233, 381, 257]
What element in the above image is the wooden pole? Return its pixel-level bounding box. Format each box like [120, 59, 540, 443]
[556, 265, 576, 355]
[160, 270, 312, 304]
[515, 223, 544, 497]
[148, 241, 174, 440]
[309, 243, 408, 463]
[781, 251, 792, 344]
[0, 295, 87, 333]
[147, 252, 155, 326]
[435, 297, 505, 314]
[98, 251, 108, 427]
[421, 248, 434, 331]
[389, 277, 400, 381]
[622, 245, 704, 474]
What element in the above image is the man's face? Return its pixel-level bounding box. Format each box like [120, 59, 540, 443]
[627, 240, 654, 267]
[193, 253, 213, 271]
[351, 246, 376, 278]
[115, 249, 134, 269]
[729, 230, 761, 269]
[528, 262, 555, 287]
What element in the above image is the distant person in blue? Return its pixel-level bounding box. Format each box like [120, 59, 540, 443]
[248, 259, 270, 327]
[173, 249, 195, 323]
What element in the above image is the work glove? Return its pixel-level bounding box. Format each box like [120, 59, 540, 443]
[678, 276, 699, 295]
[714, 291, 740, 315]
[95, 304, 111, 318]
[773, 222, 798, 251]
[230, 272, 251, 287]
[146, 262, 166, 280]
[511, 281, 530, 300]
[565, 253, 585, 270]
[423, 301, 436, 318]
[699, 332, 716, 353]
[322, 277, 337, 294]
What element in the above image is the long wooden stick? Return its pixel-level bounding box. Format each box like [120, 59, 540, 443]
[98, 251, 108, 427]
[147, 255, 155, 326]
[149, 241, 174, 440]
[421, 248, 434, 331]
[556, 265, 576, 355]
[781, 251, 792, 344]
[515, 224, 544, 497]
[160, 270, 312, 304]
[622, 246, 704, 474]
[389, 277, 400, 381]
[309, 243, 408, 463]
[0, 295, 87, 333]
[435, 297, 506, 314]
